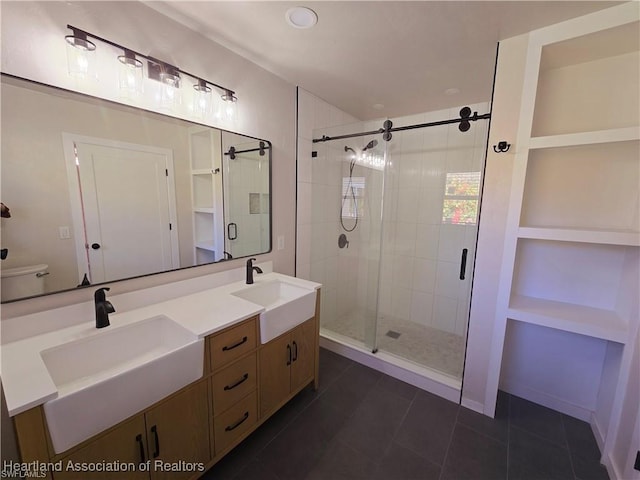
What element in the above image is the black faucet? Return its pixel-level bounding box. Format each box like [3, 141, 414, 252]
[94, 287, 115, 328]
[246, 258, 263, 285]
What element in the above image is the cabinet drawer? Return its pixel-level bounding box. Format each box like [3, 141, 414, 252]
[210, 317, 257, 370]
[212, 353, 257, 414]
[213, 391, 257, 453]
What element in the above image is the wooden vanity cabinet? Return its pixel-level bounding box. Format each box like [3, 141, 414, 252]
[53, 416, 149, 480]
[12, 289, 320, 480]
[259, 317, 316, 418]
[145, 380, 210, 480]
[207, 317, 259, 459]
[52, 380, 210, 480]
[53, 381, 211, 480]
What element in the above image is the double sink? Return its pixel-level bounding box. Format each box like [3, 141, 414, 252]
[40, 277, 317, 453]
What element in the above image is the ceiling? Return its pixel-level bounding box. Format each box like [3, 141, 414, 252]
[147, 1, 620, 120]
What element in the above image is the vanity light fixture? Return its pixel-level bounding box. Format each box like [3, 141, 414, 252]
[147, 58, 181, 112]
[219, 89, 238, 122]
[193, 78, 212, 119]
[65, 27, 97, 79]
[117, 49, 143, 99]
[64, 25, 238, 118]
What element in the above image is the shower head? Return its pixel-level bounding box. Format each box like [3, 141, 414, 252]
[363, 140, 378, 151]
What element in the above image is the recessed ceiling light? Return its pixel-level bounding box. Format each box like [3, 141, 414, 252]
[286, 7, 318, 29]
[372, 103, 385, 110]
[445, 88, 460, 96]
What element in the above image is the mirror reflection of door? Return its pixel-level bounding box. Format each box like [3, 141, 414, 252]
[64, 135, 179, 284]
[222, 139, 270, 258]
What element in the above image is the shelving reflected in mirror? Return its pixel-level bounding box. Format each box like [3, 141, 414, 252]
[0, 74, 271, 302]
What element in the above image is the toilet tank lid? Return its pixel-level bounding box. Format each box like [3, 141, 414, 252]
[1, 264, 48, 278]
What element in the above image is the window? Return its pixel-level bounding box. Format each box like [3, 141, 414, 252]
[442, 172, 481, 225]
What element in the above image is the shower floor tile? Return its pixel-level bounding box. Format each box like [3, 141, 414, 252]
[322, 310, 465, 378]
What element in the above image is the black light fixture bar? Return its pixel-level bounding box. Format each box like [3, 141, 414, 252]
[66, 24, 236, 97]
[312, 109, 491, 143]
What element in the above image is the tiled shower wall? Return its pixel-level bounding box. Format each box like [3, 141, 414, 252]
[296, 93, 489, 339]
[377, 104, 489, 337]
[295, 88, 359, 326]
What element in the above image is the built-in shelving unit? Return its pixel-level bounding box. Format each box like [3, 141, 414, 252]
[189, 127, 224, 265]
[485, 5, 639, 477]
[507, 294, 628, 344]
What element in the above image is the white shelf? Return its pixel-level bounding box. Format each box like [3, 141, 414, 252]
[193, 207, 214, 214]
[192, 169, 214, 176]
[518, 227, 640, 246]
[508, 295, 628, 344]
[529, 127, 640, 150]
[195, 242, 215, 252]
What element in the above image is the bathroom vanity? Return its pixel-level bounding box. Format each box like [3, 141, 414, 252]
[2, 270, 320, 480]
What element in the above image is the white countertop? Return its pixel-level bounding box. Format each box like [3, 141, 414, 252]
[1, 272, 320, 417]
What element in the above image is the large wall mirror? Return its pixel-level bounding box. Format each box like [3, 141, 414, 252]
[0, 74, 271, 303]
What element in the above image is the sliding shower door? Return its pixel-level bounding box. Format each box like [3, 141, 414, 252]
[307, 105, 489, 381]
[310, 122, 385, 353]
[377, 109, 488, 378]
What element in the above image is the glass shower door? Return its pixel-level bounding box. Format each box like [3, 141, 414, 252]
[222, 135, 270, 259]
[309, 123, 385, 353]
[376, 112, 488, 378]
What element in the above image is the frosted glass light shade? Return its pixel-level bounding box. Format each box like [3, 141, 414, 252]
[193, 80, 212, 120]
[65, 36, 97, 80]
[217, 91, 238, 124]
[158, 72, 181, 112]
[118, 52, 143, 99]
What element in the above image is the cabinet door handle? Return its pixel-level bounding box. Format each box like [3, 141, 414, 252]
[222, 336, 248, 351]
[459, 248, 468, 280]
[286, 344, 292, 366]
[151, 425, 160, 458]
[292, 341, 298, 362]
[136, 434, 146, 463]
[225, 411, 249, 431]
[224, 373, 249, 391]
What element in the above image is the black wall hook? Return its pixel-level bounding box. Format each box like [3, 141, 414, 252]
[493, 141, 511, 153]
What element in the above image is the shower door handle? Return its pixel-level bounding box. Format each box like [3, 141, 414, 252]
[227, 223, 238, 240]
[459, 249, 468, 280]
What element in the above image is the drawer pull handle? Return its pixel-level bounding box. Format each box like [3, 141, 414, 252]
[222, 336, 248, 351]
[136, 434, 146, 463]
[151, 425, 160, 458]
[224, 373, 249, 391]
[292, 341, 298, 362]
[225, 411, 249, 432]
[286, 344, 292, 366]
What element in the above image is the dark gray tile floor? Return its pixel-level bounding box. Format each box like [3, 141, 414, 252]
[201, 348, 609, 480]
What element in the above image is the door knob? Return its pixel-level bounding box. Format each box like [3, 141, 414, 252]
[91, 243, 101, 250]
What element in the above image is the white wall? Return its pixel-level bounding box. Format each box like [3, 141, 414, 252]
[461, 33, 528, 413]
[0, 1, 296, 318]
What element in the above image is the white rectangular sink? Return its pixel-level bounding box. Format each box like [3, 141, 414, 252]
[41, 315, 203, 454]
[232, 280, 316, 343]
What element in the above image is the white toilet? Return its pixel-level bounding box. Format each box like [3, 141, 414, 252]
[1, 264, 49, 302]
